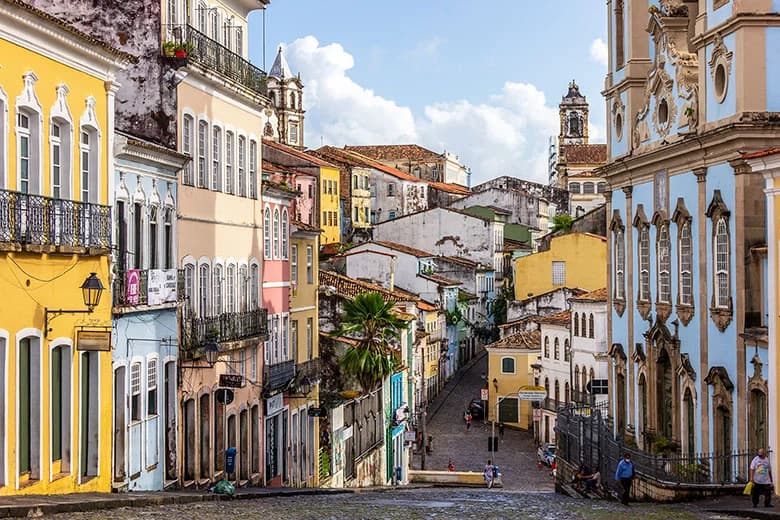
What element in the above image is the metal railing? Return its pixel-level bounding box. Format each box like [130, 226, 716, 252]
[0, 189, 111, 249]
[113, 269, 185, 308]
[264, 359, 295, 393]
[570, 389, 596, 406]
[183, 307, 268, 350]
[165, 24, 267, 96]
[540, 398, 564, 413]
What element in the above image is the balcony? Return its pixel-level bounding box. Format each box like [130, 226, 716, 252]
[571, 389, 596, 406]
[0, 189, 111, 251]
[165, 24, 267, 96]
[264, 359, 295, 394]
[113, 269, 185, 309]
[183, 307, 269, 351]
[540, 398, 564, 413]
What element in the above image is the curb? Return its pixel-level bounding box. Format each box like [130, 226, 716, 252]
[705, 509, 780, 520]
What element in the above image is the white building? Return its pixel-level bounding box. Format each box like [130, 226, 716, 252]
[536, 310, 571, 444]
[570, 288, 609, 408]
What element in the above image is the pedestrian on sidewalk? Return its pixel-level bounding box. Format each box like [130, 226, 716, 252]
[750, 448, 774, 508]
[614, 453, 635, 505]
[466, 412, 472, 431]
[483, 459, 495, 489]
[498, 422, 505, 440]
[426, 435, 433, 455]
[448, 460, 455, 472]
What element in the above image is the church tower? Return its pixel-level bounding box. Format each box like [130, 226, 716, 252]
[558, 80, 589, 149]
[267, 46, 305, 149]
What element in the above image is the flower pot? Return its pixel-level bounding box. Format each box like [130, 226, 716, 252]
[164, 49, 175, 57]
[175, 50, 187, 58]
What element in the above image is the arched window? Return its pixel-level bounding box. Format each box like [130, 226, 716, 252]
[198, 264, 209, 316]
[212, 264, 223, 315]
[281, 209, 289, 259]
[581, 312, 587, 338]
[149, 206, 159, 269]
[583, 182, 595, 194]
[164, 207, 174, 269]
[564, 339, 570, 362]
[679, 222, 693, 305]
[565, 382, 570, 403]
[544, 377, 550, 398]
[581, 367, 588, 393]
[614, 229, 625, 300]
[573, 312, 579, 336]
[250, 262, 259, 309]
[574, 366, 580, 392]
[182, 114, 194, 185]
[569, 182, 581, 194]
[212, 126, 221, 191]
[715, 218, 729, 308]
[263, 207, 271, 259]
[657, 224, 671, 303]
[638, 226, 650, 301]
[553, 338, 560, 360]
[589, 367, 595, 385]
[238, 265, 248, 312]
[225, 130, 234, 194]
[588, 314, 595, 339]
[554, 380, 560, 403]
[237, 136, 246, 197]
[184, 263, 195, 314]
[543, 336, 550, 358]
[273, 208, 280, 258]
[226, 264, 235, 312]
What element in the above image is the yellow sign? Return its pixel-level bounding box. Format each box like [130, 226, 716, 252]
[77, 330, 111, 351]
[519, 385, 547, 392]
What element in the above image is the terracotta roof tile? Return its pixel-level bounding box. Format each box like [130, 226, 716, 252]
[560, 144, 607, 165]
[371, 241, 435, 258]
[517, 287, 587, 305]
[344, 144, 442, 162]
[742, 148, 780, 160]
[536, 310, 571, 327]
[418, 273, 461, 287]
[263, 139, 336, 168]
[439, 256, 477, 268]
[320, 270, 416, 302]
[417, 300, 440, 312]
[320, 332, 359, 347]
[428, 181, 471, 195]
[570, 287, 608, 302]
[291, 220, 322, 233]
[486, 330, 541, 350]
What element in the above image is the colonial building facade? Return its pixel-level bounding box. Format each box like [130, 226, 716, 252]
[603, 0, 778, 468]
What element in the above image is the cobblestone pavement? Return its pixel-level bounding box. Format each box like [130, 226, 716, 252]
[47, 488, 745, 520]
[417, 352, 551, 492]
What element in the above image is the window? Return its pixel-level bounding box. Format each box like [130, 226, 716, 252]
[164, 208, 173, 269]
[638, 227, 650, 301]
[273, 208, 280, 258]
[679, 222, 693, 305]
[282, 209, 289, 259]
[198, 264, 209, 316]
[182, 115, 194, 185]
[388, 183, 395, 197]
[306, 317, 313, 360]
[212, 127, 222, 191]
[583, 182, 595, 194]
[50, 121, 67, 198]
[388, 210, 396, 220]
[249, 140, 258, 199]
[251, 346, 257, 380]
[226, 264, 235, 312]
[543, 337, 550, 358]
[50, 344, 71, 465]
[197, 1, 207, 32]
[573, 312, 579, 336]
[289, 123, 298, 145]
[225, 131, 234, 194]
[615, 0, 625, 68]
[564, 339, 570, 362]
[597, 182, 607, 193]
[282, 315, 289, 360]
[569, 182, 581, 194]
[263, 207, 271, 259]
[235, 27, 243, 56]
[149, 206, 159, 269]
[213, 265, 223, 315]
[80, 130, 91, 201]
[291, 245, 298, 284]
[167, 0, 177, 24]
[614, 229, 625, 300]
[658, 224, 671, 303]
[250, 263, 259, 309]
[555, 380, 560, 403]
[715, 218, 729, 308]
[147, 358, 158, 416]
[237, 136, 246, 197]
[291, 320, 298, 362]
[581, 312, 587, 338]
[306, 245, 313, 283]
[501, 357, 515, 374]
[353, 175, 358, 190]
[239, 265, 248, 311]
[197, 121, 208, 188]
[17, 112, 33, 194]
[133, 202, 143, 269]
[552, 261, 565, 285]
[209, 9, 219, 42]
[574, 366, 580, 392]
[554, 338, 560, 360]
[184, 263, 194, 314]
[130, 362, 142, 422]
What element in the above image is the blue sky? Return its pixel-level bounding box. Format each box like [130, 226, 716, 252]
[248, 1, 607, 184]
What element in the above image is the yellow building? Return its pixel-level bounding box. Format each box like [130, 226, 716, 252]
[485, 331, 541, 431]
[0, 1, 129, 494]
[420, 303, 444, 402]
[318, 164, 341, 245]
[514, 232, 606, 301]
[289, 220, 321, 487]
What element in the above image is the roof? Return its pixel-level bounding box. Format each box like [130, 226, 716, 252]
[498, 317, 535, 329]
[458, 290, 477, 301]
[418, 273, 461, 287]
[394, 311, 417, 321]
[261, 179, 298, 197]
[568, 170, 599, 178]
[262, 160, 298, 176]
[269, 46, 293, 79]
[291, 220, 322, 234]
[428, 181, 471, 196]
[742, 148, 780, 160]
[569, 287, 608, 303]
[3, 0, 137, 63]
[313, 146, 422, 182]
[486, 330, 541, 350]
[417, 300, 440, 312]
[321, 243, 343, 256]
[516, 287, 587, 305]
[319, 332, 359, 347]
[439, 255, 478, 269]
[344, 144, 442, 162]
[320, 270, 416, 303]
[535, 310, 571, 327]
[560, 144, 607, 165]
[263, 139, 336, 168]
[370, 241, 435, 258]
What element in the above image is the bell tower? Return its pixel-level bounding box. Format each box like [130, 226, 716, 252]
[267, 46, 305, 149]
[558, 80, 589, 149]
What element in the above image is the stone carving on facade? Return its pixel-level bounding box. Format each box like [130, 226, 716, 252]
[676, 352, 696, 381]
[708, 33, 733, 104]
[748, 352, 768, 394]
[612, 96, 626, 143]
[704, 366, 734, 415]
[609, 343, 628, 378]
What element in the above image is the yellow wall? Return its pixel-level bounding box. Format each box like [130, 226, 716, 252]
[423, 312, 439, 381]
[319, 166, 341, 244]
[514, 233, 607, 300]
[486, 348, 538, 430]
[769, 176, 780, 477]
[0, 36, 114, 494]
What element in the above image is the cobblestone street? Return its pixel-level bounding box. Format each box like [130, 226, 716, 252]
[418, 352, 551, 492]
[46, 489, 744, 520]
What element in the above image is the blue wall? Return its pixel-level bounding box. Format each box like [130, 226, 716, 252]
[768, 28, 780, 112]
[707, 0, 732, 28]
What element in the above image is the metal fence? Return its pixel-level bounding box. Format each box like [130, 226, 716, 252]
[556, 405, 760, 494]
[182, 307, 269, 352]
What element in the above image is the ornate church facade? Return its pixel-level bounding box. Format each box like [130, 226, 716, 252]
[602, 0, 779, 472]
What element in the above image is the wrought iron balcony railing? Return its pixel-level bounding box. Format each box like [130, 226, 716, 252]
[165, 24, 267, 96]
[264, 359, 296, 394]
[113, 269, 185, 308]
[0, 189, 111, 249]
[183, 308, 269, 351]
[571, 389, 596, 406]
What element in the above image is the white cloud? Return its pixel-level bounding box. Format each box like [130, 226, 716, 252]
[285, 36, 560, 184]
[589, 38, 608, 67]
[409, 36, 444, 60]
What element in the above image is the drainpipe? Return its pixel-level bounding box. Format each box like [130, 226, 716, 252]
[389, 255, 396, 292]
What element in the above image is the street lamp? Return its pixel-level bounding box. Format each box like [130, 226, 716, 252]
[44, 272, 105, 336]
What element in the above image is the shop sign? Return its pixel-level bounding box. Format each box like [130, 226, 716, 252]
[266, 392, 284, 416]
[77, 330, 111, 351]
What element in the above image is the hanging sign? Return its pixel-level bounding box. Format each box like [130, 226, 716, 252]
[148, 269, 178, 305]
[126, 269, 141, 305]
[77, 330, 111, 351]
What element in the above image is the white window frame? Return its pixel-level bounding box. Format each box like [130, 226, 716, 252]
[715, 218, 730, 309]
[679, 222, 692, 305]
[614, 229, 625, 300]
[198, 261, 210, 317]
[212, 263, 223, 316]
[552, 261, 566, 285]
[212, 126, 222, 191]
[273, 207, 280, 258]
[130, 361, 142, 422]
[306, 245, 313, 284]
[657, 224, 671, 303]
[250, 261, 259, 309]
[226, 263, 236, 313]
[182, 114, 194, 185]
[225, 130, 234, 194]
[263, 206, 272, 259]
[281, 208, 289, 259]
[146, 356, 158, 417]
[237, 135, 246, 197]
[500, 356, 516, 374]
[249, 139, 258, 199]
[638, 226, 650, 301]
[291, 244, 298, 284]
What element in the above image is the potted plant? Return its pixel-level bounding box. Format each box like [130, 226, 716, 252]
[175, 42, 194, 59]
[163, 40, 177, 57]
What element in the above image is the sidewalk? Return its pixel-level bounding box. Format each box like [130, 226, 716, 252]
[703, 494, 780, 520]
[0, 487, 354, 518]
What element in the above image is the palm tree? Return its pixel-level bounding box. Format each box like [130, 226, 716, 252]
[332, 292, 405, 393]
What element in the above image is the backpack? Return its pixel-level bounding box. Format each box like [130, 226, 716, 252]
[213, 479, 235, 496]
[493, 465, 499, 477]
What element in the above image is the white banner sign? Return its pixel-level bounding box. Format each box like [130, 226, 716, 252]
[148, 269, 178, 305]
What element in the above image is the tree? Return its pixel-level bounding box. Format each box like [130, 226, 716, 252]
[552, 214, 574, 233]
[332, 292, 405, 393]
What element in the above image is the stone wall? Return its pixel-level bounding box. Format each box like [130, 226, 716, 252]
[471, 176, 569, 215]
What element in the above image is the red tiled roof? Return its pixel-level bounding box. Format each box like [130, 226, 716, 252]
[263, 139, 336, 168]
[291, 220, 322, 233]
[312, 146, 421, 182]
[418, 273, 461, 286]
[439, 256, 477, 268]
[262, 160, 297, 176]
[321, 243, 343, 256]
[417, 300, 440, 312]
[536, 310, 571, 327]
[428, 181, 471, 196]
[570, 287, 608, 302]
[262, 179, 297, 197]
[742, 148, 780, 160]
[371, 241, 435, 258]
[560, 144, 607, 165]
[320, 270, 416, 302]
[486, 330, 541, 350]
[344, 144, 442, 162]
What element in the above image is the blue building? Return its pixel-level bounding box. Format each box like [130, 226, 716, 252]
[603, 0, 778, 471]
[111, 133, 187, 490]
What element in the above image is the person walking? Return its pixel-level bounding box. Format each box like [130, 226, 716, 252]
[448, 460, 455, 472]
[750, 448, 774, 508]
[614, 453, 635, 505]
[483, 459, 495, 489]
[498, 422, 505, 440]
[466, 412, 472, 431]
